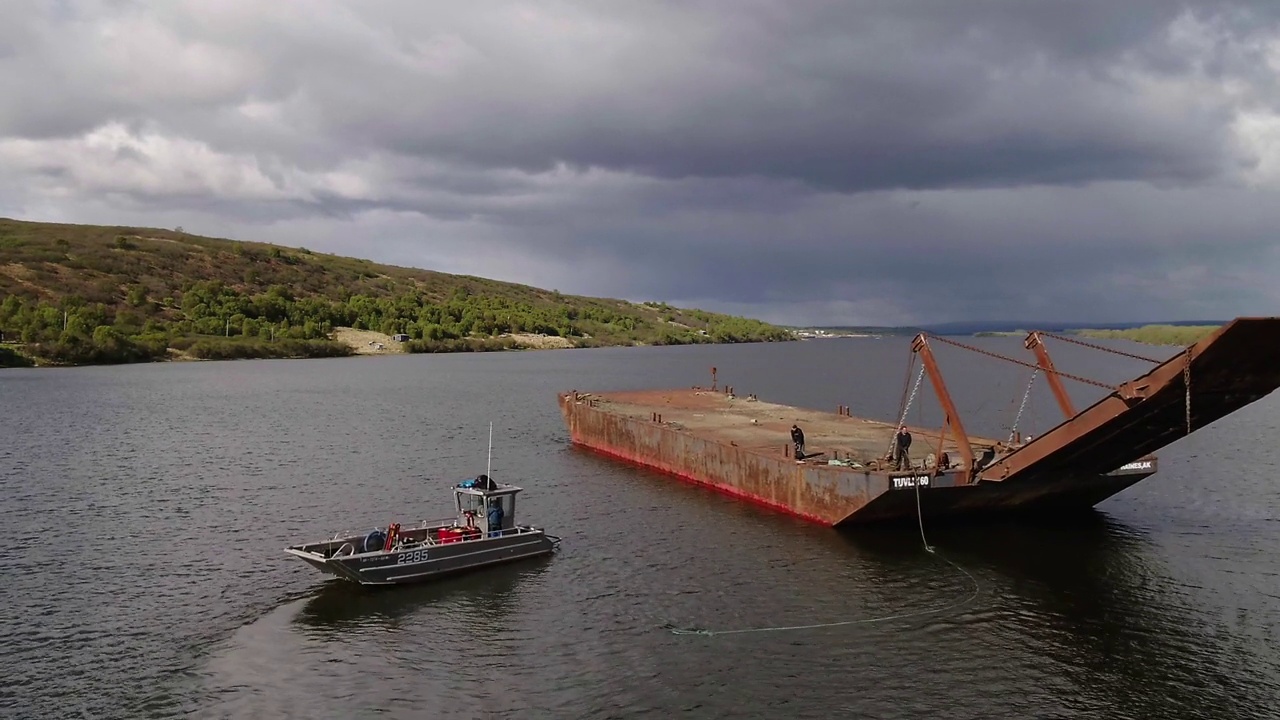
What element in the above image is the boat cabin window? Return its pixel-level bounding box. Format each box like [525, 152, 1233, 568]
[456, 490, 516, 530]
[457, 493, 486, 516]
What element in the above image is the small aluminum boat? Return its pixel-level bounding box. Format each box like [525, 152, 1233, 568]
[285, 474, 560, 586]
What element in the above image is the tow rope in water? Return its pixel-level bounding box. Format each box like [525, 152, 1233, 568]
[665, 482, 980, 637]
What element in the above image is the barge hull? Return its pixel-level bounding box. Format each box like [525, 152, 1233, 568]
[567, 433, 835, 524]
[558, 389, 1154, 526]
[558, 318, 1280, 527]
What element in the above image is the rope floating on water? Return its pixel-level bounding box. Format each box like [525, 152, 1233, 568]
[665, 482, 980, 637]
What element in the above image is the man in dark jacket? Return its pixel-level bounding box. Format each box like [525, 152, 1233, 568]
[894, 426, 912, 470]
[790, 424, 805, 458]
[487, 500, 505, 537]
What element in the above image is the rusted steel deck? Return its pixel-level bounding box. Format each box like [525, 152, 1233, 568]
[559, 316, 1280, 527]
[583, 389, 1002, 469]
[559, 387, 1154, 525]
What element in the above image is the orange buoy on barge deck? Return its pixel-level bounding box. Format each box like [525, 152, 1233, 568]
[558, 317, 1280, 526]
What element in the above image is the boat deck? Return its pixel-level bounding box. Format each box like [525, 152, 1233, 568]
[578, 388, 1006, 469]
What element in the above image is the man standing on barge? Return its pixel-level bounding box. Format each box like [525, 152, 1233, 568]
[791, 424, 805, 459]
[894, 426, 912, 470]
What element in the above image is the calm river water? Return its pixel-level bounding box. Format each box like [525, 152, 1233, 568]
[2, 336, 1278, 719]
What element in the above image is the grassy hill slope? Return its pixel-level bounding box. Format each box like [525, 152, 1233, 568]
[0, 218, 793, 366]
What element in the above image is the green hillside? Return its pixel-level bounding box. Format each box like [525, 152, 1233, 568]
[0, 218, 793, 366]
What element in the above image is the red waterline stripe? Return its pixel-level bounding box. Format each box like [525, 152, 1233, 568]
[569, 438, 833, 526]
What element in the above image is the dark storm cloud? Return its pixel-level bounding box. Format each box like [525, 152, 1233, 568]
[1, 0, 1279, 324]
[278, 0, 1276, 192]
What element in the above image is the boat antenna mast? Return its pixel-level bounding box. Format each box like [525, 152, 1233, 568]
[486, 421, 493, 479]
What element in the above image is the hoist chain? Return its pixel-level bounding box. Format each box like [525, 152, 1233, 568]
[890, 364, 925, 456]
[928, 334, 1115, 390]
[1035, 331, 1164, 364]
[900, 364, 925, 427]
[1008, 369, 1038, 445]
[895, 352, 917, 428]
[1184, 349, 1192, 435]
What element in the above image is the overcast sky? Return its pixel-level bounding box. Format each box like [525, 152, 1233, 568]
[2, 1, 1279, 326]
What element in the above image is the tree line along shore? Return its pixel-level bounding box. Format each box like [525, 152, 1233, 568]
[0, 219, 1221, 369]
[1071, 324, 1221, 346]
[0, 218, 793, 368]
[976, 324, 1221, 347]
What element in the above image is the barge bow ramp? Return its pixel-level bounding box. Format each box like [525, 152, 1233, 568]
[558, 317, 1280, 526]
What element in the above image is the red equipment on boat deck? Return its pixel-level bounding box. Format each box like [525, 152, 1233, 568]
[383, 522, 400, 552]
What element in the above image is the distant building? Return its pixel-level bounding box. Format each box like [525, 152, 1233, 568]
[392, 333, 410, 342]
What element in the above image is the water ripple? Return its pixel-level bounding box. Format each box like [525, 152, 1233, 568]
[2, 344, 1279, 719]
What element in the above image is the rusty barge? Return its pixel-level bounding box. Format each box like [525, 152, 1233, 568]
[558, 317, 1280, 526]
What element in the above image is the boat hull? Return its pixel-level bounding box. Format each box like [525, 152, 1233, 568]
[286, 529, 557, 586]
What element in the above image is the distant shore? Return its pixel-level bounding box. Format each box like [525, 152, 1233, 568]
[0, 327, 795, 368]
[973, 324, 1222, 347]
[796, 323, 1222, 348]
[792, 329, 881, 339]
[3, 318, 1226, 369]
[1068, 324, 1220, 347]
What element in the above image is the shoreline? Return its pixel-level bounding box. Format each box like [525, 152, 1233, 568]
[0, 332, 795, 369]
[1068, 324, 1220, 347]
[4, 323, 1216, 369]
